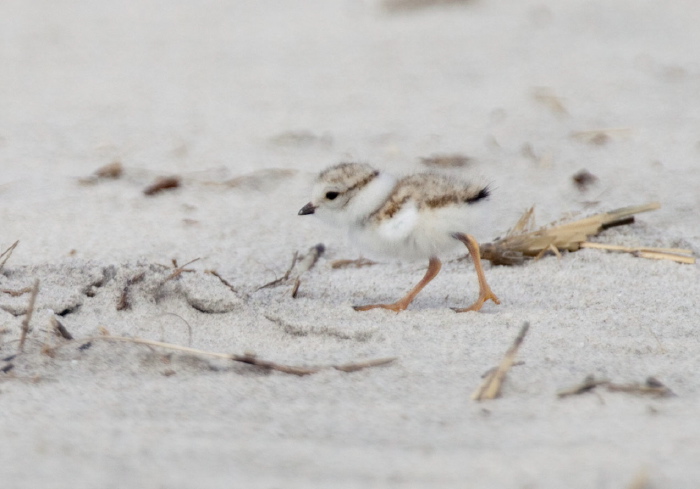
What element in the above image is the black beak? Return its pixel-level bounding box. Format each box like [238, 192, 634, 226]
[298, 202, 316, 215]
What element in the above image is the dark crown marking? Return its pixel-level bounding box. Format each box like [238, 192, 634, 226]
[318, 163, 379, 205]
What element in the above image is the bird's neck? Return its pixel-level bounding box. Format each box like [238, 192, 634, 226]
[345, 172, 397, 224]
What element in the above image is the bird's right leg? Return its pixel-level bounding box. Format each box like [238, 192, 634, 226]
[354, 257, 442, 312]
[451, 233, 500, 312]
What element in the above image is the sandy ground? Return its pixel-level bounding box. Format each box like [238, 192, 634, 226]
[1, 0, 700, 487]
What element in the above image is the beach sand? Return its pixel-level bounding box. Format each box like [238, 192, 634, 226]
[1, 1, 699, 487]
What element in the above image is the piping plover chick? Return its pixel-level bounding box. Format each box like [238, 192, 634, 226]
[298, 162, 500, 312]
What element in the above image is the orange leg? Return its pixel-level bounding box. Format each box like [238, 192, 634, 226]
[354, 257, 442, 312]
[451, 233, 500, 312]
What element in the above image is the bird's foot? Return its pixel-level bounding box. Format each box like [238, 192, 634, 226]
[452, 288, 501, 313]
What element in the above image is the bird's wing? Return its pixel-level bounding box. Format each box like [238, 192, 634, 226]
[376, 202, 419, 242]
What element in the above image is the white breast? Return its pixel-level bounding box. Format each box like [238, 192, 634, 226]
[349, 199, 492, 261]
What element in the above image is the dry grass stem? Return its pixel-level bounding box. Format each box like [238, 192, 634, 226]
[293, 244, 325, 275]
[18, 279, 40, 353]
[143, 176, 181, 195]
[85, 335, 395, 376]
[94, 161, 124, 179]
[557, 375, 610, 398]
[607, 377, 675, 397]
[258, 251, 299, 290]
[580, 242, 695, 264]
[330, 258, 378, 269]
[206, 270, 239, 294]
[635, 250, 695, 264]
[1, 287, 33, 297]
[480, 202, 669, 265]
[257, 244, 325, 296]
[164, 258, 200, 282]
[0, 241, 19, 272]
[570, 127, 633, 145]
[154, 312, 193, 346]
[292, 243, 325, 298]
[51, 316, 73, 340]
[558, 375, 674, 399]
[532, 87, 568, 116]
[333, 357, 396, 373]
[79, 162, 124, 184]
[419, 153, 473, 168]
[117, 271, 145, 310]
[472, 322, 530, 401]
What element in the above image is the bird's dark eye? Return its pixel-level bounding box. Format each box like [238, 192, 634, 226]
[325, 191, 339, 200]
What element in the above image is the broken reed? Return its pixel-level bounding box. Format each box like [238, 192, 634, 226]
[481, 202, 696, 266]
[18, 279, 40, 353]
[81, 335, 395, 376]
[472, 322, 530, 401]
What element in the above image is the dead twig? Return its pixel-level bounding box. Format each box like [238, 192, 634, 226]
[51, 316, 73, 340]
[258, 252, 299, 290]
[206, 270, 239, 294]
[532, 87, 568, 116]
[164, 258, 200, 282]
[1, 287, 33, 297]
[419, 153, 472, 169]
[333, 357, 396, 373]
[606, 377, 675, 397]
[570, 127, 633, 146]
[557, 374, 610, 398]
[79, 162, 124, 184]
[256, 244, 325, 296]
[18, 279, 40, 353]
[82, 335, 395, 376]
[480, 202, 676, 265]
[143, 176, 181, 195]
[479, 361, 525, 379]
[94, 161, 124, 179]
[580, 242, 695, 264]
[117, 271, 145, 311]
[472, 322, 530, 401]
[330, 258, 378, 269]
[634, 250, 695, 264]
[231, 352, 320, 375]
[291, 244, 325, 298]
[0, 240, 19, 272]
[558, 375, 675, 399]
[154, 312, 193, 346]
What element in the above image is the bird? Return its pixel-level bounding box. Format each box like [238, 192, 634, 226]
[298, 162, 500, 312]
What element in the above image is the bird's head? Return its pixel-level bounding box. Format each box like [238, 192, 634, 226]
[298, 162, 380, 227]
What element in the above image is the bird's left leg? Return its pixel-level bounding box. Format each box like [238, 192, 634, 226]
[451, 233, 500, 312]
[354, 257, 442, 312]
